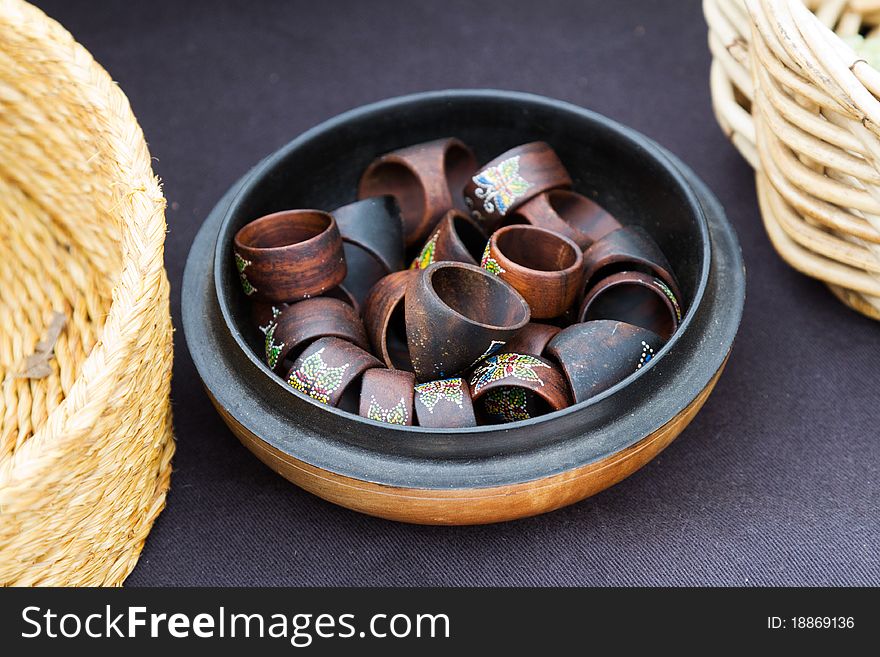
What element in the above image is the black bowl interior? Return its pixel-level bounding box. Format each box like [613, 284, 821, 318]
[212, 90, 711, 447]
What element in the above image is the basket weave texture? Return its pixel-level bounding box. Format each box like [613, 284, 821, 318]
[0, 0, 173, 585]
[706, 0, 880, 319]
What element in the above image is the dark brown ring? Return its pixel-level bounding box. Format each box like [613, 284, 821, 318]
[333, 196, 405, 275]
[323, 285, 360, 313]
[468, 353, 572, 423]
[357, 138, 478, 248]
[410, 209, 486, 269]
[334, 196, 404, 307]
[582, 225, 680, 299]
[413, 377, 477, 428]
[463, 141, 572, 232]
[359, 368, 415, 426]
[578, 271, 682, 341]
[340, 242, 390, 307]
[499, 322, 561, 357]
[264, 297, 369, 371]
[252, 285, 358, 332]
[509, 189, 622, 249]
[285, 336, 381, 407]
[405, 261, 531, 382]
[251, 301, 288, 332]
[484, 224, 585, 319]
[546, 320, 666, 404]
[363, 269, 419, 370]
[233, 209, 346, 303]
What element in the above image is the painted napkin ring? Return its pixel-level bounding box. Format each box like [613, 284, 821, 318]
[253, 286, 358, 332]
[251, 301, 288, 332]
[413, 377, 477, 428]
[582, 225, 680, 299]
[405, 262, 530, 382]
[482, 225, 584, 319]
[358, 138, 478, 248]
[499, 322, 561, 357]
[579, 271, 681, 340]
[510, 189, 622, 249]
[464, 141, 572, 231]
[411, 209, 486, 269]
[234, 209, 346, 303]
[546, 320, 665, 404]
[469, 353, 572, 423]
[261, 297, 369, 371]
[286, 336, 381, 407]
[363, 269, 419, 370]
[358, 368, 416, 426]
[333, 196, 405, 304]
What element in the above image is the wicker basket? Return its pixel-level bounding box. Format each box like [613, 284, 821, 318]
[706, 0, 880, 320]
[0, 0, 173, 585]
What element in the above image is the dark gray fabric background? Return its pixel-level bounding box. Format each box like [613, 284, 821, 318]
[32, 0, 878, 586]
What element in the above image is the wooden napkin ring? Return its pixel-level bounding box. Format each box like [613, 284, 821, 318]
[579, 271, 682, 341]
[411, 209, 486, 269]
[333, 196, 405, 306]
[582, 225, 680, 299]
[358, 138, 478, 248]
[323, 285, 360, 313]
[263, 297, 369, 371]
[233, 209, 346, 303]
[285, 336, 380, 407]
[413, 377, 477, 428]
[499, 322, 561, 357]
[546, 320, 665, 404]
[483, 225, 584, 319]
[464, 141, 572, 232]
[510, 189, 622, 249]
[359, 368, 415, 426]
[251, 301, 288, 332]
[405, 262, 530, 382]
[363, 269, 419, 370]
[469, 353, 572, 423]
[252, 285, 358, 333]
[334, 195, 404, 272]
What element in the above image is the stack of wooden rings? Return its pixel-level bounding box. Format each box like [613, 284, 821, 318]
[233, 138, 683, 427]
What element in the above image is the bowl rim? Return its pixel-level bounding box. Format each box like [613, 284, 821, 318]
[210, 88, 713, 435]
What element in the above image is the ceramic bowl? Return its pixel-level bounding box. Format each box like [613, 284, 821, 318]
[182, 89, 745, 525]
